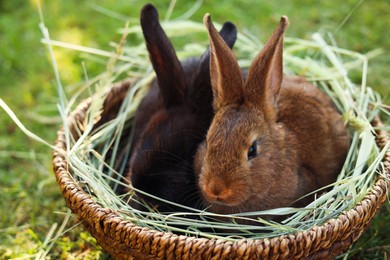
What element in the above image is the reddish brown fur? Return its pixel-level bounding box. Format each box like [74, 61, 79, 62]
[194, 15, 350, 217]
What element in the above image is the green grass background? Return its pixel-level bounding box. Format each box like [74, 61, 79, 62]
[0, 0, 389, 258]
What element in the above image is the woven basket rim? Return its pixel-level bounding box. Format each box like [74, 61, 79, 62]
[52, 81, 390, 259]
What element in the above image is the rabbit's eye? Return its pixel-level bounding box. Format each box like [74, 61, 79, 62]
[247, 141, 257, 160]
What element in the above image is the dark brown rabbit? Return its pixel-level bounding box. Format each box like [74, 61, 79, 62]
[125, 4, 238, 212]
[194, 14, 350, 218]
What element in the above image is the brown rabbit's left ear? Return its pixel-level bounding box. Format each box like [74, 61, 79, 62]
[245, 16, 288, 120]
[204, 14, 244, 111]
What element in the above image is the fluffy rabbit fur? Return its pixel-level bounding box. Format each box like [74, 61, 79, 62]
[126, 4, 238, 212]
[194, 14, 350, 217]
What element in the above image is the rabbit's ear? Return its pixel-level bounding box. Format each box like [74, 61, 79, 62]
[245, 16, 288, 120]
[190, 21, 238, 114]
[204, 14, 244, 111]
[140, 4, 185, 107]
[218, 22, 238, 50]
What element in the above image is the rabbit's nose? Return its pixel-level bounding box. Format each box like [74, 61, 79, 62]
[202, 179, 233, 204]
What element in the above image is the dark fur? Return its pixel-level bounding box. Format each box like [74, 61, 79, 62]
[125, 4, 238, 212]
[194, 15, 350, 220]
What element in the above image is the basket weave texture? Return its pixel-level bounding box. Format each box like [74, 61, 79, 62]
[53, 81, 390, 259]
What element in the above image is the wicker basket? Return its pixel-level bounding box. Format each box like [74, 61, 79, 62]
[53, 81, 390, 259]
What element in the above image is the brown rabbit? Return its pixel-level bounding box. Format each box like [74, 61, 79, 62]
[194, 14, 350, 218]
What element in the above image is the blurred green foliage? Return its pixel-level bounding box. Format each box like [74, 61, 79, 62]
[0, 0, 388, 258]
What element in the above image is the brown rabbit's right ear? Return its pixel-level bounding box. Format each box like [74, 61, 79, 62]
[204, 14, 244, 111]
[190, 21, 238, 115]
[141, 4, 185, 107]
